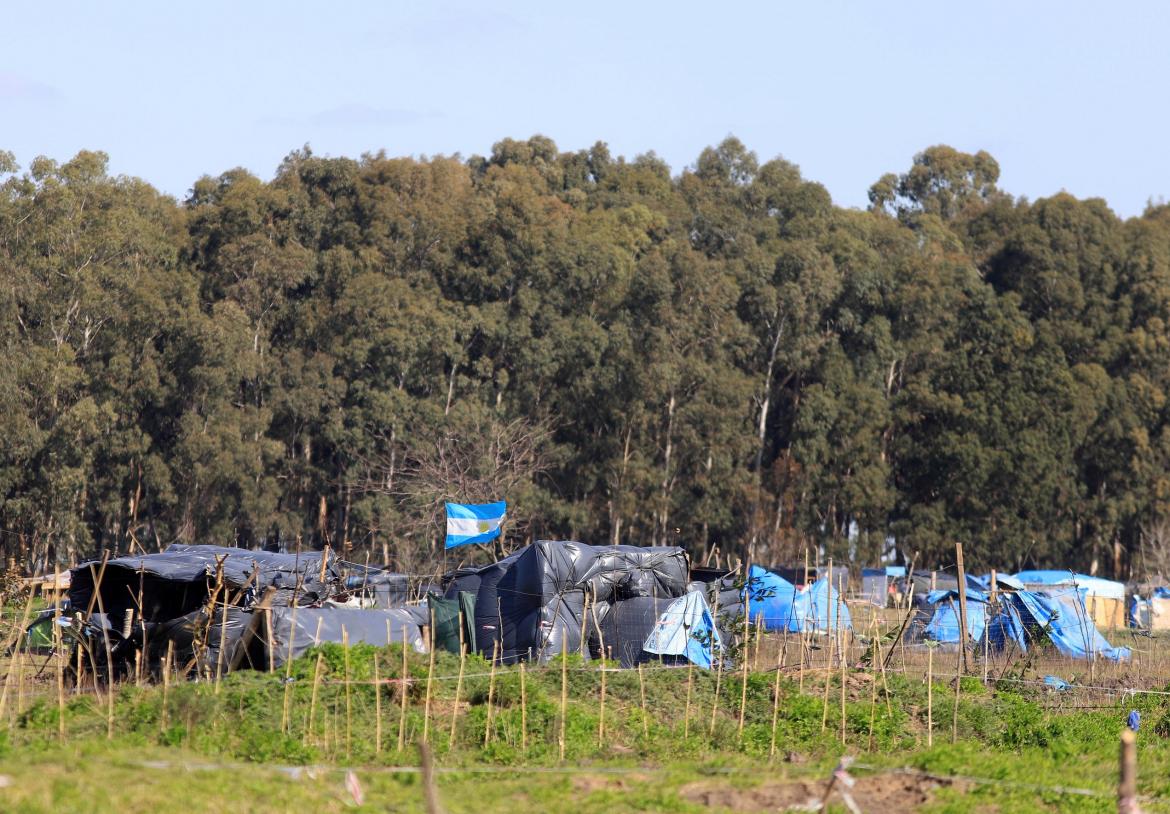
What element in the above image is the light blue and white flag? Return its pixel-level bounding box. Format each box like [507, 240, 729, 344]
[444, 501, 507, 548]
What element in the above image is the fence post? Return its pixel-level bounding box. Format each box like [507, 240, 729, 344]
[1119, 728, 1140, 814]
[955, 542, 970, 674]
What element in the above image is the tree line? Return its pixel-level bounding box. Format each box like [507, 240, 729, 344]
[2, 137, 1169, 578]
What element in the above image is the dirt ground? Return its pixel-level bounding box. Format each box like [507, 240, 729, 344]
[680, 771, 966, 813]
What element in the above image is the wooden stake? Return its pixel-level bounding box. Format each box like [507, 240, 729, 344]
[559, 638, 569, 760]
[709, 651, 723, 736]
[484, 639, 498, 747]
[955, 542, 970, 674]
[162, 639, 173, 734]
[307, 651, 324, 747]
[519, 661, 528, 751]
[638, 662, 649, 738]
[769, 642, 783, 760]
[398, 628, 410, 752]
[449, 643, 466, 750]
[423, 608, 436, 743]
[598, 656, 608, 746]
[683, 658, 694, 739]
[952, 639, 961, 745]
[739, 591, 750, 739]
[374, 644, 382, 755]
[838, 578, 846, 744]
[1119, 728, 1138, 814]
[342, 626, 352, 759]
[927, 644, 934, 748]
[419, 741, 445, 814]
[54, 592, 65, 744]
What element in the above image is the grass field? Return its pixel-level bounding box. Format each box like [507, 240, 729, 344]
[1, 633, 1169, 813]
[0, 594, 1167, 812]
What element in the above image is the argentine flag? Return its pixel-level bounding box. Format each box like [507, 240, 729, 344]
[445, 501, 507, 548]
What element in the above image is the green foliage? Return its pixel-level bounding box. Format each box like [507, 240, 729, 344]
[2, 136, 1168, 575]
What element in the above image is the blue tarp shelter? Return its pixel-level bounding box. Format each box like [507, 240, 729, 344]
[745, 564, 851, 633]
[988, 588, 1130, 662]
[643, 591, 723, 668]
[916, 589, 988, 644]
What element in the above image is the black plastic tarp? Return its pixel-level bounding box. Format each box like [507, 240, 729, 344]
[490, 541, 689, 664]
[593, 596, 675, 667]
[69, 544, 338, 625]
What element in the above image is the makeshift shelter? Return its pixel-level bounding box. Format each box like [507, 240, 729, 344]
[266, 606, 427, 669]
[643, 591, 722, 668]
[905, 589, 988, 646]
[484, 541, 688, 663]
[861, 566, 905, 607]
[1130, 587, 1170, 631]
[987, 587, 1130, 662]
[1014, 571, 1126, 629]
[744, 565, 851, 634]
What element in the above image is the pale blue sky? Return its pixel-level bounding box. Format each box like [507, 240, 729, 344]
[3, 1, 1166, 216]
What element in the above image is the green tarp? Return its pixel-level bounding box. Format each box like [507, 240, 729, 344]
[427, 592, 476, 654]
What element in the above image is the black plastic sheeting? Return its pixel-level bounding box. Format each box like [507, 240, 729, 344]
[483, 541, 688, 664]
[267, 606, 426, 669]
[592, 596, 678, 667]
[69, 544, 338, 625]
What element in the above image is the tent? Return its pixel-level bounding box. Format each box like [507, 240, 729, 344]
[906, 589, 988, 645]
[1013, 570, 1126, 629]
[744, 565, 851, 634]
[643, 591, 722, 668]
[987, 587, 1130, 662]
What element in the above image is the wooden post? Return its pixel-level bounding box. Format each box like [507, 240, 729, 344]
[54, 589, 65, 744]
[598, 656, 608, 747]
[709, 652, 723, 736]
[519, 661, 528, 750]
[449, 643, 466, 750]
[1119, 728, 1139, 814]
[398, 629, 409, 752]
[342, 626, 352, 759]
[374, 644, 383, 755]
[638, 662, 649, 738]
[739, 591, 750, 739]
[419, 741, 445, 814]
[307, 651, 324, 747]
[683, 659, 694, 739]
[423, 608, 436, 744]
[559, 638, 569, 760]
[952, 631, 961, 744]
[484, 640, 499, 747]
[770, 642, 783, 760]
[162, 639, 173, 735]
[955, 543, 970, 674]
[926, 644, 934, 748]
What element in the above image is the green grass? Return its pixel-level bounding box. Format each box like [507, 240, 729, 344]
[1, 645, 1168, 812]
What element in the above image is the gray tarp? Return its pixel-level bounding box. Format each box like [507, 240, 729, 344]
[267, 606, 426, 669]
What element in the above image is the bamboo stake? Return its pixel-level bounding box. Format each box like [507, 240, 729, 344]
[739, 591, 750, 739]
[709, 651, 723, 736]
[399, 628, 410, 752]
[1119, 728, 1138, 814]
[484, 640, 498, 747]
[559, 638, 569, 760]
[638, 662, 649, 738]
[343, 626, 352, 759]
[215, 596, 229, 693]
[598, 653, 608, 747]
[769, 641, 783, 760]
[423, 608, 436, 743]
[927, 643, 934, 748]
[307, 651, 324, 747]
[683, 658, 694, 739]
[519, 661, 528, 751]
[754, 612, 763, 671]
[162, 639, 174, 734]
[54, 592, 65, 744]
[374, 644, 383, 755]
[952, 640, 961, 745]
[449, 644, 466, 750]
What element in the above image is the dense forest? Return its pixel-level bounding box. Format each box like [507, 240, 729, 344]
[2, 137, 1169, 578]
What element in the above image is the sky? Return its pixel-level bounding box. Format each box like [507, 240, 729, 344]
[2, 1, 1167, 217]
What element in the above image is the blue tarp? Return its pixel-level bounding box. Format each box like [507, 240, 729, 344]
[1013, 570, 1125, 600]
[643, 591, 722, 668]
[921, 589, 988, 644]
[988, 588, 1130, 662]
[745, 565, 851, 633]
